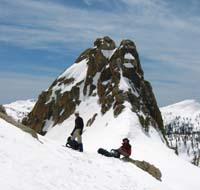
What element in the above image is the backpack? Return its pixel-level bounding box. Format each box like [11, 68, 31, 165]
[66, 137, 80, 150]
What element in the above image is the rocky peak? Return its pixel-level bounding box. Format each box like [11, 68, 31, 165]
[94, 36, 116, 50]
[23, 36, 164, 136]
[0, 105, 6, 114]
[120, 39, 136, 49]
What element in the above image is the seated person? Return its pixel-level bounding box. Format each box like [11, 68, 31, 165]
[112, 138, 132, 158]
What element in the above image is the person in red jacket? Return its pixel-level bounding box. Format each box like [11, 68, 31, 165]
[98, 138, 132, 158]
[116, 138, 132, 158]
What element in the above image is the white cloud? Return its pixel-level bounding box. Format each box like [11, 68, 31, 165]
[0, 0, 200, 105]
[1, 0, 199, 68]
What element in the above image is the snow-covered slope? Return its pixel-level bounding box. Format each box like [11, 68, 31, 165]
[3, 99, 36, 122]
[1, 110, 200, 190]
[44, 100, 200, 190]
[161, 99, 200, 129]
[0, 117, 170, 190]
[161, 100, 200, 166]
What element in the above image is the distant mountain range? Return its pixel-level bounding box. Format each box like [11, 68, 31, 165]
[3, 99, 36, 122]
[161, 100, 200, 166]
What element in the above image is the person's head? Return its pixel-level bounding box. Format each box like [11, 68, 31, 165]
[75, 111, 79, 117]
[122, 138, 129, 143]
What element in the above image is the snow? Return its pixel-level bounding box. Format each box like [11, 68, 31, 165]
[161, 99, 200, 119]
[161, 99, 200, 130]
[3, 99, 36, 122]
[92, 72, 101, 87]
[118, 70, 139, 97]
[124, 53, 135, 60]
[0, 118, 171, 190]
[1, 96, 200, 190]
[45, 96, 200, 190]
[123, 63, 134, 68]
[119, 76, 131, 92]
[101, 49, 116, 60]
[43, 117, 54, 132]
[58, 59, 88, 82]
[46, 59, 88, 103]
[161, 99, 200, 166]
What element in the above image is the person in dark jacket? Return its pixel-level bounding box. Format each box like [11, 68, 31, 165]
[71, 112, 84, 152]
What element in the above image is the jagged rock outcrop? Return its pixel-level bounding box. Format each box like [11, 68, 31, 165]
[23, 36, 164, 135]
[0, 105, 6, 114]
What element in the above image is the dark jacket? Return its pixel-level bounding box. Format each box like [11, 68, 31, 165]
[71, 116, 84, 135]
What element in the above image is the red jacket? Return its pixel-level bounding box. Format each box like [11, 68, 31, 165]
[120, 142, 131, 156]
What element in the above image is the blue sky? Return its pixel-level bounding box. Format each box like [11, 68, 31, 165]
[0, 0, 200, 106]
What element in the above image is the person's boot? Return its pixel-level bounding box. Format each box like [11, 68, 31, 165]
[79, 143, 83, 152]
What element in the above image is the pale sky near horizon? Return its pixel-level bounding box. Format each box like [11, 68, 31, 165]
[0, 0, 200, 106]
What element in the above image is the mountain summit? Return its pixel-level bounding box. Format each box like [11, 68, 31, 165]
[23, 36, 164, 136]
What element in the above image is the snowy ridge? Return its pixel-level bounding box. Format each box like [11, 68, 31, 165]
[44, 98, 200, 190]
[161, 99, 200, 131]
[124, 53, 135, 60]
[3, 99, 36, 122]
[46, 59, 88, 104]
[1, 108, 200, 190]
[101, 49, 116, 60]
[161, 99, 200, 125]
[58, 59, 88, 82]
[0, 118, 169, 190]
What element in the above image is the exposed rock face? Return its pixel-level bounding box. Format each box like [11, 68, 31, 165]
[0, 105, 6, 114]
[122, 157, 162, 181]
[94, 36, 116, 50]
[23, 36, 164, 136]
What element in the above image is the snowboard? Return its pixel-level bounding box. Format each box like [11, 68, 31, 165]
[97, 148, 120, 158]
